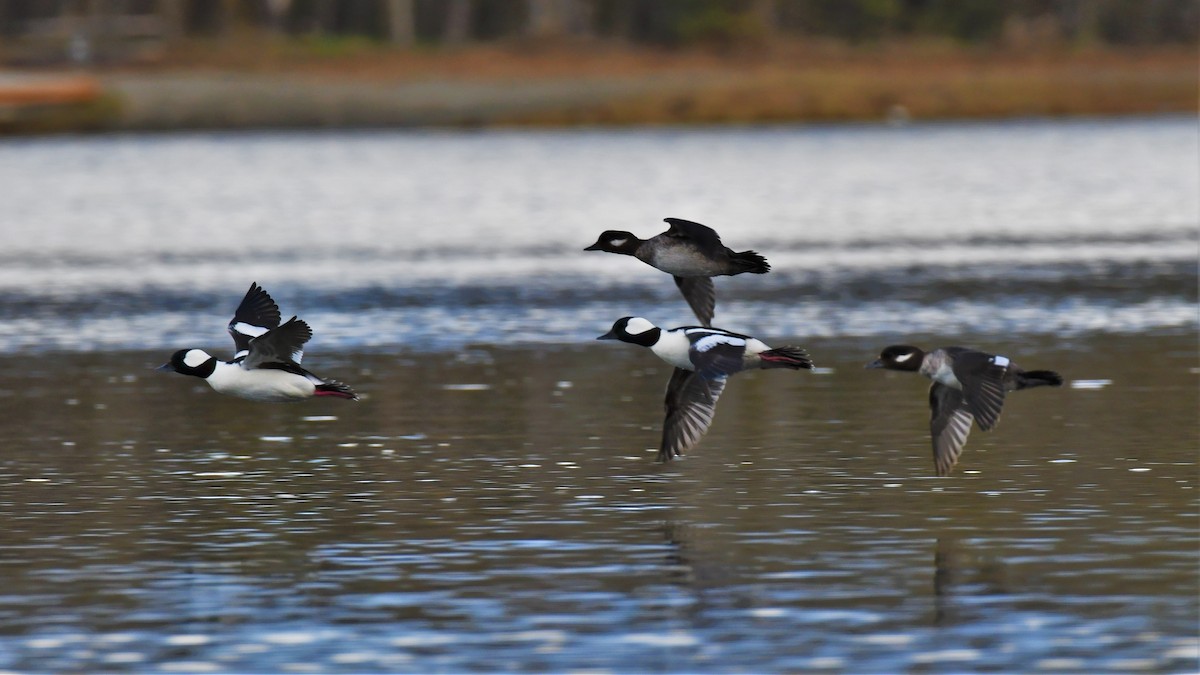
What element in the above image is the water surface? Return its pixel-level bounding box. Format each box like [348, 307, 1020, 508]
[0, 117, 1195, 351]
[0, 333, 1195, 672]
[0, 117, 1196, 672]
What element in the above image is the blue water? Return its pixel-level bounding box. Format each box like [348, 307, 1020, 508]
[0, 116, 1196, 353]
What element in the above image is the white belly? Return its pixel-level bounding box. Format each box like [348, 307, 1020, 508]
[208, 363, 315, 402]
[649, 331, 696, 370]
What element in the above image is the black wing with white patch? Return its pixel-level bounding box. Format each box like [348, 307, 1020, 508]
[929, 382, 975, 477]
[673, 276, 716, 327]
[659, 367, 727, 462]
[241, 316, 312, 371]
[948, 349, 1009, 432]
[663, 217, 724, 255]
[685, 329, 749, 379]
[228, 282, 282, 356]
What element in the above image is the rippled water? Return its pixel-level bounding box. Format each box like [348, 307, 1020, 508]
[0, 118, 1197, 672]
[0, 335, 1195, 672]
[0, 117, 1196, 352]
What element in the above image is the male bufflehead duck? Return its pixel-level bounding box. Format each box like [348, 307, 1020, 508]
[585, 218, 770, 327]
[159, 282, 357, 402]
[599, 317, 813, 461]
[867, 345, 1062, 476]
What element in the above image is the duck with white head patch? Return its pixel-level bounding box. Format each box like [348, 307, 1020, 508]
[159, 283, 358, 402]
[867, 345, 1062, 476]
[599, 317, 813, 461]
[585, 218, 770, 327]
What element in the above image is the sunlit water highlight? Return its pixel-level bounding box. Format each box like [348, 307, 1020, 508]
[0, 117, 1196, 353]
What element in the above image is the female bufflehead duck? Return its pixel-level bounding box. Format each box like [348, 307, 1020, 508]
[867, 345, 1062, 476]
[599, 317, 813, 461]
[585, 218, 770, 327]
[159, 282, 357, 402]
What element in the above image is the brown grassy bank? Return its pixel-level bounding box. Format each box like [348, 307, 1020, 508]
[498, 54, 1197, 125]
[15, 39, 1200, 132]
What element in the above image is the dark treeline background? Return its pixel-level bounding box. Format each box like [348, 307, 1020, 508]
[1, 0, 1196, 51]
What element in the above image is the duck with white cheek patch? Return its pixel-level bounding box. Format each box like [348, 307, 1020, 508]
[159, 282, 358, 403]
[867, 345, 1062, 476]
[598, 316, 814, 461]
[585, 218, 769, 327]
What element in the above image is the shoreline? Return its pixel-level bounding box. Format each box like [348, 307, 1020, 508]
[2, 42, 1196, 134]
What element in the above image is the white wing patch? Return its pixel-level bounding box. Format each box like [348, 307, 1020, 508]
[991, 355, 1010, 368]
[231, 321, 270, 338]
[694, 334, 745, 353]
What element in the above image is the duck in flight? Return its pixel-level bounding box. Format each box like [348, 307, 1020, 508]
[585, 218, 770, 327]
[867, 345, 1062, 476]
[599, 316, 813, 461]
[159, 282, 358, 402]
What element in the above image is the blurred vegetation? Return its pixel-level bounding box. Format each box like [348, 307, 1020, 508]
[0, 0, 1196, 65]
[0, 1, 1194, 132]
[497, 59, 1196, 126]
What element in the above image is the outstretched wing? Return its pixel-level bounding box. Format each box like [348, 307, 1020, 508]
[673, 276, 716, 327]
[687, 330, 748, 379]
[949, 350, 1009, 432]
[663, 217, 723, 254]
[929, 383, 975, 477]
[659, 367, 727, 461]
[228, 282, 282, 357]
[242, 316, 312, 371]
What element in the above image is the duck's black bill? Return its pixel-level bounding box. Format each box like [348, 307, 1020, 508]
[583, 243, 602, 251]
[156, 362, 175, 372]
[596, 331, 618, 340]
[865, 359, 884, 369]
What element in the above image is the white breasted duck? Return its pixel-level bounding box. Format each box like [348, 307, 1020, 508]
[599, 317, 813, 461]
[867, 345, 1062, 476]
[585, 218, 770, 327]
[159, 282, 357, 402]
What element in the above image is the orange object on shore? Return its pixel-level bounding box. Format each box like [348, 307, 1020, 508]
[0, 74, 100, 106]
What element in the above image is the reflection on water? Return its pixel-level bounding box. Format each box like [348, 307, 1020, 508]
[0, 333, 1194, 672]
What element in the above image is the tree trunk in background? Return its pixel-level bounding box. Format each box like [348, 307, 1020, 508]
[527, 0, 562, 38]
[443, 0, 471, 45]
[384, 0, 415, 45]
[218, 0, 238, 38]
[77, 0, 104, 64]
[260, 0, 291, 34]
[180, 1, 225, 36]
[1055, 0, 1100, 42]
[313, 0, 336, 35]
[572, 0, 595, 38]
[159, 0, 186, 38]
[608, 0, 638, 42]
[752, 0, 777, 38]
[527, 0, 592, 39]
